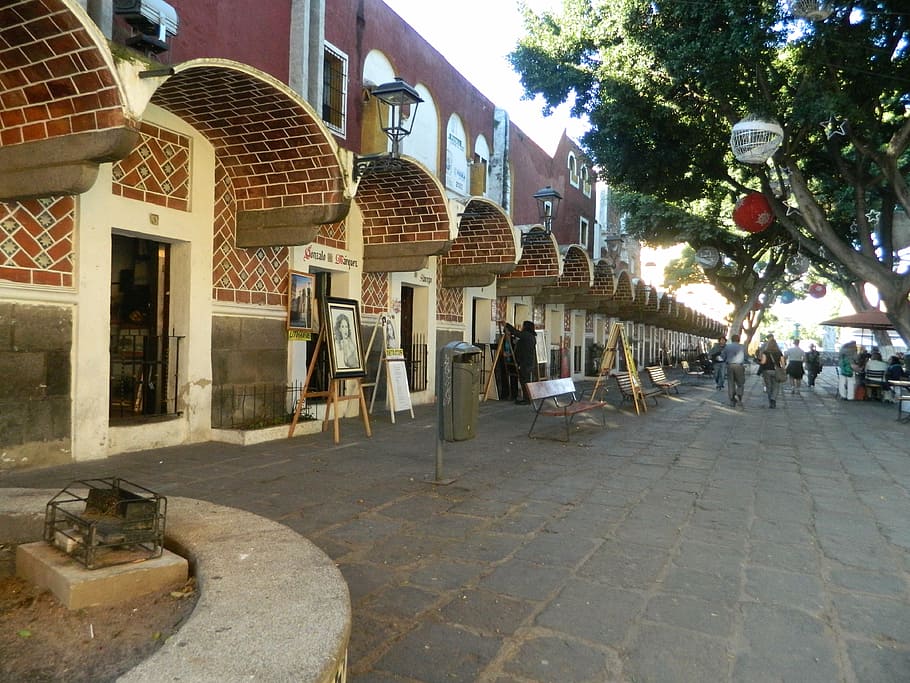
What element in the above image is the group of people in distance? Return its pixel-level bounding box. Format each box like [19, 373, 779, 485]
[836, 341, 909, 402]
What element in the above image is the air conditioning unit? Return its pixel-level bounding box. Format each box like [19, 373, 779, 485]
[114, 0, 179, 53]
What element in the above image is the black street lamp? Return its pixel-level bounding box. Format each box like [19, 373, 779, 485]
[354, 78, 423, 180]
[523, 186, 562, 245]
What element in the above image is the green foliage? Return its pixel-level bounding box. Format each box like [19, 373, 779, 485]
[511, 0, 910, 344]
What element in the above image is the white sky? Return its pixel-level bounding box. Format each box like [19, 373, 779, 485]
[382, 0, 589, 153]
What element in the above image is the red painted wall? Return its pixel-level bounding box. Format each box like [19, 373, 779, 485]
[157, 0, 292, 83]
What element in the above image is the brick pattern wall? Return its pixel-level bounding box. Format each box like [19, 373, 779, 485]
[0, 197, 74, 287]
[357, 165, 450, 247]
[112, 122, 190, 210]
[361, 272, 388, 315]
[0, 1, 128, 147]
[212, 161, 287, 305]
[498, 238, 559, 282]
[590, 261, 616, 299]
[558, 246, 592, 288]
[441, 200, 515, 268]
[315, 219, 346, 250]
[151, 65, 347, 214]
[436, 280, 463, 323]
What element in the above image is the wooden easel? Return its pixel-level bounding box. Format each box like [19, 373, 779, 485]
[366, 314, 414, 422]
[590, 322, 648, 414]
[287, 327, 372, 443]
[483, 324, 521, 401]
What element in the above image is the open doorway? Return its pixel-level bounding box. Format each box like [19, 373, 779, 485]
[109, 235, 177, 419]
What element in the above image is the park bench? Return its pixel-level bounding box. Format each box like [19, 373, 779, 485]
[645, 365, 681, 396]
[613, 372, 662, 407]
[524, 377, 608, 441]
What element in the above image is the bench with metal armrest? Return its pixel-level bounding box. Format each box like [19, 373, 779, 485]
[612, 372, 662, 407]
[645, 365, 681, 395]
[524, 377, 608, 441]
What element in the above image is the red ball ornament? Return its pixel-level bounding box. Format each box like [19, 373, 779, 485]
[733, 193, 774, 233]
[808, 283, 827, 298]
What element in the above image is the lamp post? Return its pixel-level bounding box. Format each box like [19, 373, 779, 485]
[604, 228, 624, 267]
[522, 186, 562, 245]
[354, 77, 423, 180]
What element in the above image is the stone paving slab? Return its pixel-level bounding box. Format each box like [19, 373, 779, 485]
[4, 370, 910, 682]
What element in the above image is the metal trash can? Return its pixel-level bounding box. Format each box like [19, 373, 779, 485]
[438, 341, 481, 441]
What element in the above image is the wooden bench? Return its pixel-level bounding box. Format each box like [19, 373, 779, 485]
[645, 365, 681, 395]
[613, 372, 662, 407]
[525, 377, 608, 441]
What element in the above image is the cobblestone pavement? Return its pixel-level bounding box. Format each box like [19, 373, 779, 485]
[4, 369, 910, 682]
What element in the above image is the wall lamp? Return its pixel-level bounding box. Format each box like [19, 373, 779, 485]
[603, 227, 625, 267]
[522, 186, 562, 245]
[353, 78, 423, 181]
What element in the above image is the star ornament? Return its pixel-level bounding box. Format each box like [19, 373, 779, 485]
[865, 209, 881, 225]
[820, 115, 848, 139]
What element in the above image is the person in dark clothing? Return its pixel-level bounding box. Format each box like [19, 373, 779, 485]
[503, 320, 537, 403]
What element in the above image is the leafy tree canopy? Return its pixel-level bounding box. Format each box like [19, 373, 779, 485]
[511, 0, 910, 344]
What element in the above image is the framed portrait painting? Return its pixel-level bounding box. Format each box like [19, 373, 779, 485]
[287, 271, 314, 331]
[324, 297, 366, 378]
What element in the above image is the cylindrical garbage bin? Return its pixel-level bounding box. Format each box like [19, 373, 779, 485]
[438, 341, 481, 441]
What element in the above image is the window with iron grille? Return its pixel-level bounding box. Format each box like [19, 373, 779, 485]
[322, 42, 347, 135]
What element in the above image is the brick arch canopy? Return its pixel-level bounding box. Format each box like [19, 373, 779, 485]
[0, 0, 138, 200]
[149, 60, 351, 248]
[440, 197, 518, 288]
[576, 259, 617, 311]
[537, 244, 595, 304]
[354, 158, 453, 273]
[495, 228, 560, 296]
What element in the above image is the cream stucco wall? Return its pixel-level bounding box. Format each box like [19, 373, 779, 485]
[71, 105, 216, 460]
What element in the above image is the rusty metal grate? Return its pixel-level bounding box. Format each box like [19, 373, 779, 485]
[44, 478, 166, 570]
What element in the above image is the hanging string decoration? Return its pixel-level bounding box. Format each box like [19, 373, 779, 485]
[733, 193, 775, 233]
[787, 254, 809, 275]
[808, 283, 827, 298]
[790, 0, 833, 21]
[779, 290, 796, 304]
[730, 115, 784, 165]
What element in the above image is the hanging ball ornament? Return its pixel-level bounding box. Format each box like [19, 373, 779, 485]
[695, 246, 720, 269]
[779, 290, 796, 304]
[790, 0, 832, 22]
[808, 283, 827, 298]
[733, 193, 775, 233]
[787, 254, 810, 275]
[730, 115, 784, 165]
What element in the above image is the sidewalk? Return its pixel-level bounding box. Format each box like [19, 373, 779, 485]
[4, 369, 910, 682]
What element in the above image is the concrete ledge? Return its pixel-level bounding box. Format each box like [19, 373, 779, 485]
[17, 542, 188, 610]
[0, 488, 351, 683]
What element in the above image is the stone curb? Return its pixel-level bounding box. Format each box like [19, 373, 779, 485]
[0, 488, 350, 683]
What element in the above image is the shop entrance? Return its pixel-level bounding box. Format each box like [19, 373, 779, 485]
[109, 235, 177, 419]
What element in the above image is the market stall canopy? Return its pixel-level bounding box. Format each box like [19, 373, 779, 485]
[821, 309, 894, 330]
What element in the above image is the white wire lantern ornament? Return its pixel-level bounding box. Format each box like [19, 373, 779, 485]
[789, 0, 832, 21]
[730, 115, 784, 165]
[695, 246, 720, 269]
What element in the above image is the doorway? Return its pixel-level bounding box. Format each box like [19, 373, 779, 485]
[109, 235, 175, 419]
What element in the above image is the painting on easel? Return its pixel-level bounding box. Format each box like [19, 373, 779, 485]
[287, 271, 315, 331]
[325, 297, 366, 378]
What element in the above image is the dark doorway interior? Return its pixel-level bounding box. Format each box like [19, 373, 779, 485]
[109, 235, 176, 419]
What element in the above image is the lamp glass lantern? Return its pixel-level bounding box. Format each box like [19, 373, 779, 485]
[371, 78, 423, 157]
[532, 186, 562, 237]
[604, 228, 625, 266]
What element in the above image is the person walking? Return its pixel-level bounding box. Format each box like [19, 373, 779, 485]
[838, 341, 859, 400]
[503, 320, 537, 404]
[720, 333, 746, 408]
[759, 336, 785, 408]
[785, 338, 806, 394]
[805, 343, 822, 388]
[708, 335, 727, 391]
